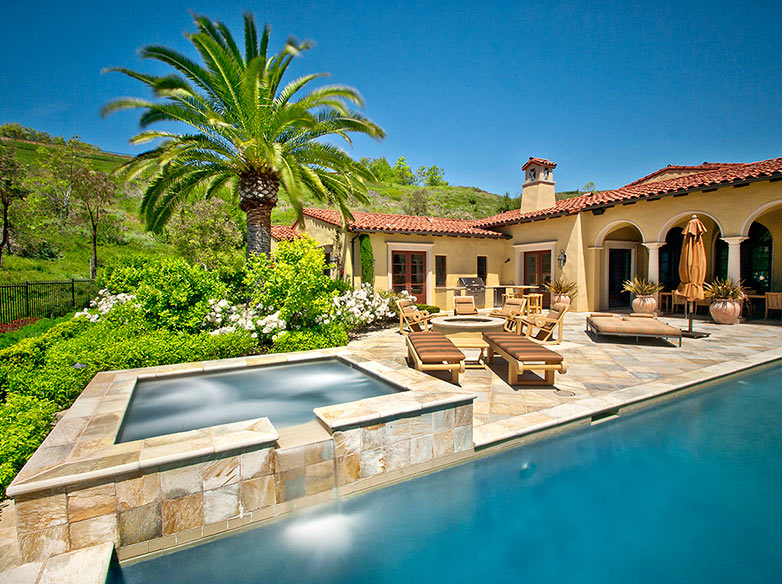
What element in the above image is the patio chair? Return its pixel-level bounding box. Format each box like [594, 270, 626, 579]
[396, 299, 435, 335]
[525, 293, 543, 315]
[765, 292, 782, 319]
[454, 296, 478, 316]
[513, 302, 569, 345]
[489, 297, 528, 322]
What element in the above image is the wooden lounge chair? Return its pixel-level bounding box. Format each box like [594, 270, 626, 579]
[454, 296, 478, 316]
[585, 312, 682, 347]
[482, 331, 567, 386]
[512, 303, 569, 345]
[765, 292, 782, 319]
[489, 297, 528, 321]
[396, 299, 435, 335]
[406, 331, 466, 385]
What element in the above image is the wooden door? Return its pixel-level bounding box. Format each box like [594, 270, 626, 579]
[608, 248, 632, 308]
[523, 251, 552, 305]
[391, 251, 426, 303]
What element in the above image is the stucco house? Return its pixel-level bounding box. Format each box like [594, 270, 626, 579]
[280, 156, 782, 312]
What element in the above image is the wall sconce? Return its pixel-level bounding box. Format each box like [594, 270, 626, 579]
[557, 249, 567, 269]
[504, 258, 510, 263]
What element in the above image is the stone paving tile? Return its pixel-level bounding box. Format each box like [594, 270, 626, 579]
[346, 313, 782, 425]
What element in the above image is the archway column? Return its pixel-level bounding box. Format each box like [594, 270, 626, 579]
[642, 242, 665, 282]
[721, 236, 748, 281]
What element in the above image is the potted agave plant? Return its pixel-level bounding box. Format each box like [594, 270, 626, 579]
[543, 276, 578, 307]
[704, 278, 745, 325]
[622, 276, 664, 314]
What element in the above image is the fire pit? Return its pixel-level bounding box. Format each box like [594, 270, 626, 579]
[431, 315, 506, 334]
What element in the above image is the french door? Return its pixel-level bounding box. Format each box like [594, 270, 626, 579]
[391, 251, 426, 303]
[608, 248, 632, 308]
[523, 250, 552, 306]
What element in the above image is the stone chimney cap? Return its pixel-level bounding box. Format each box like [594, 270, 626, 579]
[522, 157, 557, 171]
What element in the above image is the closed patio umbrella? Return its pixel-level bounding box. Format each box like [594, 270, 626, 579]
[675, 214, 710, 338]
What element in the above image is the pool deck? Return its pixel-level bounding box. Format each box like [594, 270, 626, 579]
[1, 312, 781, 578]
[345, 311, 782, 447]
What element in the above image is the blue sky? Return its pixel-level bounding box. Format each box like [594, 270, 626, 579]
[1, 1, 780, 194]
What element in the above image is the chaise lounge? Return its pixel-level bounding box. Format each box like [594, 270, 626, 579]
[482, 331, 567, 386]
[585, 312, 682, 347]
[406, 331, 466, 385]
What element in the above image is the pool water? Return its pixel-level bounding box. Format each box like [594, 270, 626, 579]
[111, 364, 782, 583]
[115, 358, 399, 443]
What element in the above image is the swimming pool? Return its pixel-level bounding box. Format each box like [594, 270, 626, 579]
[116, 358, 400, 442]
[112, 364, 782, 583]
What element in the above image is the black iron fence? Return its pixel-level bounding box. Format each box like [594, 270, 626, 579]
[0, 279, 98, 323]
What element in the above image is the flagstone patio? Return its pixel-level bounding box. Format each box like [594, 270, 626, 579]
[345, 312, 782, 427]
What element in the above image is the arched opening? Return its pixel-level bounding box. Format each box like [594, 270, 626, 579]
[741, 222, 773, 293]
[602, 223, 645, 309]
[658, 215, 723, 292]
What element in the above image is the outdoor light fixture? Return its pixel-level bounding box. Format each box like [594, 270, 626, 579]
[557, 250, 567, 269]
[504, 258, 510, 263]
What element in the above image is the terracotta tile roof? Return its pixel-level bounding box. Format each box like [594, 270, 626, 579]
[522, 157, 557, 170]
[302, 208, 510, 239]
[476, 156, 782, 228]
[623, 162, 744, 187]
[270, 225, 301, 241]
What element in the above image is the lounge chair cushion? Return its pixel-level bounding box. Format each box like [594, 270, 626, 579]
[482, 332, 564, 363]
[588, 315, 681, 337]
[408, 331, 465, 363]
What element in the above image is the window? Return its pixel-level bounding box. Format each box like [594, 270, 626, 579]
[435, 255, 447, 287]
[477, 256, 487, 283]
[544, 168, 550, 180]
[529, 168, 536, 181]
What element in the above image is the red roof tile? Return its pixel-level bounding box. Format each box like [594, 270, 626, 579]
[623, 162, 743, 187]
[476, 156, 782, 228]
[302, 208, 510, 239]
[522, 157, 557, 171]
[270, 225, 301, 241]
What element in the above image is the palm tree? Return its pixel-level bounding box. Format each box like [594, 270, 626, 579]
[103, 12, 385, 257]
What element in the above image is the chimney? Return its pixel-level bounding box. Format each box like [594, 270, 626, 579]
[520, 157, 557, 214]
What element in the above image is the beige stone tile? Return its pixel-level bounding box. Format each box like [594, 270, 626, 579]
[201, 456, 240, 490]
[147, 534, 177, 552]
[432, 409, 455, 432]
[453, 425, 473, 452]
[305, 461, 335, 496]
[69, 513, 118, 549]
[409, 412, 433, 437]
[116, 473, 161, 511]
[202, 521, 228, 538]
[275, 468, 305, 503]
[433, 430, 454, 458]
[160, 463, 203, 500]
[116, 541, 148, 561]
[0, 561, 42, 584]
[410, 435, 433, 464]
[15, 493, 67, 533]
[203, 485, 240, 524]
[240, 448, 274, 480]
[360, 423, 387, 450]
[18, 525, 68, 563]
[118, 502, 161, 546]
[66, 483, 116, 523]
[274, 446, 306, 472]
[37, 541, 113, 584]
[175, 527, 203, 545]
[385, 440, 411, 472]
[454, 404, 473, 427]
[241, 476, 275, 512]
[360, 448, 386, 478]
[333, 429, 360, 458]
[162, 493, 203, 535]
[335, 454, 360, 486]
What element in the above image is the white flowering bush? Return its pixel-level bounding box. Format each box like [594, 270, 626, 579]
[73, 289, 139, 323]
[331, 284, 411, 330]
[203, 298, 287, 341]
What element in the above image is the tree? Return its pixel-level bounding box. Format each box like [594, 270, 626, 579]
[0, 145, 27, 268]
[103, 12, 385, 258]
[403, 189, 428, 216]
[415, 165, 448, 186]
[72, 167, 117, 278]
[580, 182, 597, 193]
[28, 137, 91, 222]
[168, 198, 243, 270]
[359, 157, 395, 183]
[495, 191, 519, 214]
[392, 157, 416, 185]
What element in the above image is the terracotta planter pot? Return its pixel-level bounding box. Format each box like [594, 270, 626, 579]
[551, 294, 571, 307]
[632, 295, 657, 314]
[709, 299, 742, 324]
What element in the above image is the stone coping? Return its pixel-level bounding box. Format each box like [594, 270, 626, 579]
[0, 542, 113, 584]
[7, 348, 472, 498]
[472, 347, 782, 449]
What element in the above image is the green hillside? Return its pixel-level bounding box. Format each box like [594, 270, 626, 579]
[0, 136, 130, 173]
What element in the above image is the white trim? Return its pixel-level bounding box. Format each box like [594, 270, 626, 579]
[386, 242, 434, 303]
[740, 200, 782, 237]
[594, 219, 646, 247]
[656, 210, 725, 242]
[512, 241, 557, 286]
[603, 240, 638, 310]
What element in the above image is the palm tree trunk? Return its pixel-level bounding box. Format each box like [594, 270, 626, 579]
[239, 172, 279, 258]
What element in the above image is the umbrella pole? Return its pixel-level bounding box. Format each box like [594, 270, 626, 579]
[681, 300, 710, 339]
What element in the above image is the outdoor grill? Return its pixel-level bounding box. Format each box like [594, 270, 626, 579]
[458, 276, 486, 308]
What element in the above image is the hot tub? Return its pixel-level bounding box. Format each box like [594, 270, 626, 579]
[116, 358, 401, 442]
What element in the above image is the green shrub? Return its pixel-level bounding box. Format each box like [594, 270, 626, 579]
[272, 324, 348, 353]
[359, 234, 374, 284]
[101, 257, 228, 333]
[0, 394, 58, 495]
[0, 315, 73, 350]
[415, 304, 440, 314]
